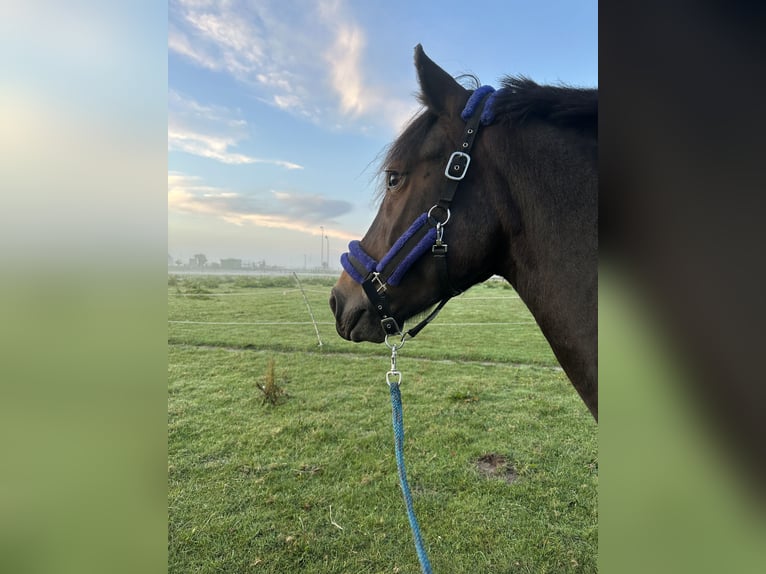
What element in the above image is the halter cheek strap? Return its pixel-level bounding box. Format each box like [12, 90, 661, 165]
[341, 86, 498, 338]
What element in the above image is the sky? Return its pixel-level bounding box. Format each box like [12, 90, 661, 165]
[168, 0, 598, 269]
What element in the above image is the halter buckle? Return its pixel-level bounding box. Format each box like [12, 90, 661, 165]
[381, 316, 402, 336]
[371, 272, 387, 293]
[444, 151, 471, 181]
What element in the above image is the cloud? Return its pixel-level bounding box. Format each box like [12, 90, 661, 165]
[168, 0, 417, 132]
[326, 23, 366, 116]
[168, 23, 220, 71]
[321, 14, 417, 131]
[169, 0, 317, 118]
[168, 172, 357, 240]
[168, 90, 303, 168]
[271, 191, 355, 221]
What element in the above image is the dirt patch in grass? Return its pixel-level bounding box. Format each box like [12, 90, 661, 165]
[476, 453, 518, 484]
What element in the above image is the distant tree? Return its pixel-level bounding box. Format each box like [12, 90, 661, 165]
[193, 254, 207, 267]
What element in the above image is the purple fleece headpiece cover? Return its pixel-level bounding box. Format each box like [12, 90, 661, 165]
[461, 85, 503, 126]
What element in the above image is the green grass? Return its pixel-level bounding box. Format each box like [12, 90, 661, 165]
[168, 275, 557, 366]
[169, 275, 597, 573]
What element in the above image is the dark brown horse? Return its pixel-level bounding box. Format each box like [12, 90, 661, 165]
[330, 45, 597, 419]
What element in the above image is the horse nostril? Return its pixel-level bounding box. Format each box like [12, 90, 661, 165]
[329, 290, 338, 315]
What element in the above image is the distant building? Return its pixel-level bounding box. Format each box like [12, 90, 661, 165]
[220, 258, 242, 270]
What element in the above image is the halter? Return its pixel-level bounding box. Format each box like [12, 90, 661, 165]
[341, 85, 499, 340]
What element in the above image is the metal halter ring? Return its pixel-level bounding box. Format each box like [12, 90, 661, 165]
[384, 333, 406, 350]
[427, 205, 451, 227]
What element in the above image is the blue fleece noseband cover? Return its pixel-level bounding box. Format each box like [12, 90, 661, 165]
[340, 213, 437, 287]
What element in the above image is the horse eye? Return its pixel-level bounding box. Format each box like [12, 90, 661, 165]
[386, 171, 405, 191]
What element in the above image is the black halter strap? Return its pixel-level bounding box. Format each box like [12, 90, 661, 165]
[439, 98, 487, 208]
[428, 93, 490, 300]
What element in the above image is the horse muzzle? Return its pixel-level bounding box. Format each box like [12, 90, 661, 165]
[329, 278, 387, 343]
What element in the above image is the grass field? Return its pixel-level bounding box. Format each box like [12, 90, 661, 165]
[168, 274, 597, 573]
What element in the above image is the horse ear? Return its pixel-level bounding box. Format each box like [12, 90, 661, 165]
[414, 44, 467, 118]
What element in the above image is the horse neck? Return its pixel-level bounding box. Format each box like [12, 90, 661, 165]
[491, 123, 598, 418]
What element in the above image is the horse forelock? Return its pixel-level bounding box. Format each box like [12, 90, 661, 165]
[374, 74, 484, 202]
[373, 110, 439, 203]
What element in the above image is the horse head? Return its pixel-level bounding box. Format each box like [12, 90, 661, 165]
[330, 45, 506, 343]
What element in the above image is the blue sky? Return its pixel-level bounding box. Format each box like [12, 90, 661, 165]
[168, 0, 597, 269]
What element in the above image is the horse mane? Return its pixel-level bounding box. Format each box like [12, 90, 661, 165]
[492, 76, 597, 132]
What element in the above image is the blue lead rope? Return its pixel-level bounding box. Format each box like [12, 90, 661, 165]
[389, 381, 433, 574]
